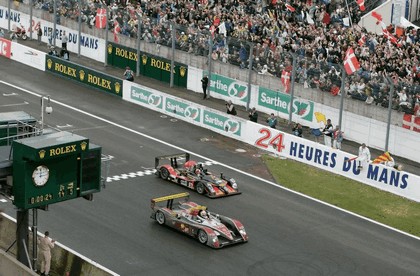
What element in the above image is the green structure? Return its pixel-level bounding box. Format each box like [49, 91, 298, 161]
[12, 131, 102, 209]
[45, 56, 123, 97]
[107, 42, 188, 87]
[0, 111, 37, 146]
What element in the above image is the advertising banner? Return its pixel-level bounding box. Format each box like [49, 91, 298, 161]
[165, 98, 201, 123]
[0, 37, 11, 58]
[10, 42, 45, 70]
[257, 86, 314, 122]
[202, 110, 242, 136]
[243, 123, 420, 202]
[129, 85, 163, 110]
[45, 56, 122, 97]
[207, 73, 249, 104]
[0, 6, 105, 62]
[107, 42, 188, 87]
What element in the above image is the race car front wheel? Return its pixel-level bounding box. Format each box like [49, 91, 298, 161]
[196, 182, 206, 194]
[160, 168, 170, 180]
[198, 230, 208, 244]
[156, 211, 166, 225]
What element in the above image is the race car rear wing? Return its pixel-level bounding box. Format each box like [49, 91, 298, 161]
[154, 152, 190, 169]
[151, 192, 190, 209]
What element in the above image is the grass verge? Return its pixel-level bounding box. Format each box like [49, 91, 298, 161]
[263, 155, 420, 237]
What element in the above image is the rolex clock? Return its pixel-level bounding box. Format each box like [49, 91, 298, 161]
[32, 165, 50, 187]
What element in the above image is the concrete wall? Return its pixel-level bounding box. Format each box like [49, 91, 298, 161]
[0, 213, 115, 276]
[0, 0, 403, 127]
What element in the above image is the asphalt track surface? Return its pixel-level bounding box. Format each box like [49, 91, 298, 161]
[1, 59, 420, 276]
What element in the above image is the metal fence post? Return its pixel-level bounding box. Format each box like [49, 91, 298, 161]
[7, 0, 10, 32]
[29, 0, 33, 40]
[207, 32, 213, 98]
[288, 52, 297, 124]
[53, 0, 57, 46]
[136, 14, 141, 77]
[246, 42, 254, 111]
[170, 22, 175, 88]
[77, 0, 81, 57]
[338, 65, 346, 129]
[104, 5, 109, 67]
[385, 75, 394, 151]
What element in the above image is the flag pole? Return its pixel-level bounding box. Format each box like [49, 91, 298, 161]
[344, 0, 354, 27]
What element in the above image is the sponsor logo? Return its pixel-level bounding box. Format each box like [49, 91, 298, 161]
[258, 87, 313, 121]
[24, 50, 38, 56]
[131, 87, 163, 109]
[208, 74, 248, 102]
[203, 111, 241, 135]
[166, 98, 200, 122]
[0, 38, 11, 58]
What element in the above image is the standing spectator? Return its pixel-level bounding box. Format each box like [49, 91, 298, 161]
[123, 66, 134, 81]
[266, 113, 278, 128]
[357, 143, 371, 170]
[292, 123, 303, 137]
[201, 75, 209, 99]
[38, 231, 55, 276]
[0, 28, 4, 38]
[225, 100, 237, 115]
[248, 107, 258, 122]
[47, 28, 53, 46]
[333, 126, 344, 150]
[322, 119, 333, 147]
[37, 25, 42, 45]
[61, 31, 68, 50]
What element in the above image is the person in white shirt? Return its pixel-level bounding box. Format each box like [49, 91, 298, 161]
[357, 143, 371, 170]
[38, 231, 55, 276]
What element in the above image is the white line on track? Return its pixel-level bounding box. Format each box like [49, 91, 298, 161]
[2, 80, 420, 246]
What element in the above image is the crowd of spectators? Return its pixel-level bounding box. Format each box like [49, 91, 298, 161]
[32, 0, 420, 115]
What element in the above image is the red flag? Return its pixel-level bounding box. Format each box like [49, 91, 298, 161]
[209, 25, 216, 38]
[285, 4, 296, 12]
[371, 11, 382, 25]
[113, 21, 120, 43]
[343, 47, 360, 75]
[358, 34, 366, 46]
[402, 114, 420, 132]
[281, 70, 291, 93]
[382, 27, 399, 45]
[95, 8, 107, 29]
[356, 0, 365, 11]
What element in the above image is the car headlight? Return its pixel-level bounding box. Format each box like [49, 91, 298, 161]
[232, 183, 238, 189]
[206, 184, 215, 192]
[212, 237, 218, 243]
[239, 229, 246, 236]
[229, 178, 236, 183]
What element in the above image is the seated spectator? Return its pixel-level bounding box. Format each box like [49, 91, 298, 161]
[292, 123, 303, 137]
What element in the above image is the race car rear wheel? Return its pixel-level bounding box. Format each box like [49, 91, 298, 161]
[160, 168, 170, 180]
[155, 211, 166, 225]
[196, 182, 206, 195]
[198, 230, 208, 244]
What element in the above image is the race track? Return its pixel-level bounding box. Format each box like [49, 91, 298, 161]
[1, 59, 420, 276]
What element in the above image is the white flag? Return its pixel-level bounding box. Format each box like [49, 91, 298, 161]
[306, 12, 314, 25]
[218, 22, 227, 36]
[343, 17, 350, 27]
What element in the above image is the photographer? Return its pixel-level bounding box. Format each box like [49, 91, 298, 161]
[226, 100, 237, 115]
[292, 123, 303, 137]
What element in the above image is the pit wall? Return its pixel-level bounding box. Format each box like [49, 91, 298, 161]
[0, 213, 117, 276]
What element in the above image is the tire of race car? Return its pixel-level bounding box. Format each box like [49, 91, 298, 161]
[198, 230, 208, 244]
[196, 182, 206, 195]
[155, 211, 166, 225]
[160, 168, 170, 180]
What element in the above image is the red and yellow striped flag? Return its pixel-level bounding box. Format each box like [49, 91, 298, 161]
[373, 152, 392, 164]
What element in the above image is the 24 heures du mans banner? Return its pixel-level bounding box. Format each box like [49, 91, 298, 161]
[107, 42, 188, 88]
[45, 55, 122, 97]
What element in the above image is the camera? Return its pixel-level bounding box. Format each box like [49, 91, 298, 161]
[45, 106, 53, 114]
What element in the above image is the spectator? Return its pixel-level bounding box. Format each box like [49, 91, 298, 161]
[201, 75, 209, 100]
[123, 66, 134, 82]
[292, 123, 303, 137]
[249, 107, 258, 123]
[38, 231, 55, 276]
[357, 143, 371, 170]
[333, 126, 344, 150]
[322, 119, 334, 147]
[61, 30, 68, 50]
[266, 113, 278, 129]
[226, 100, 237, 115]
[37, 25, 42, 45]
